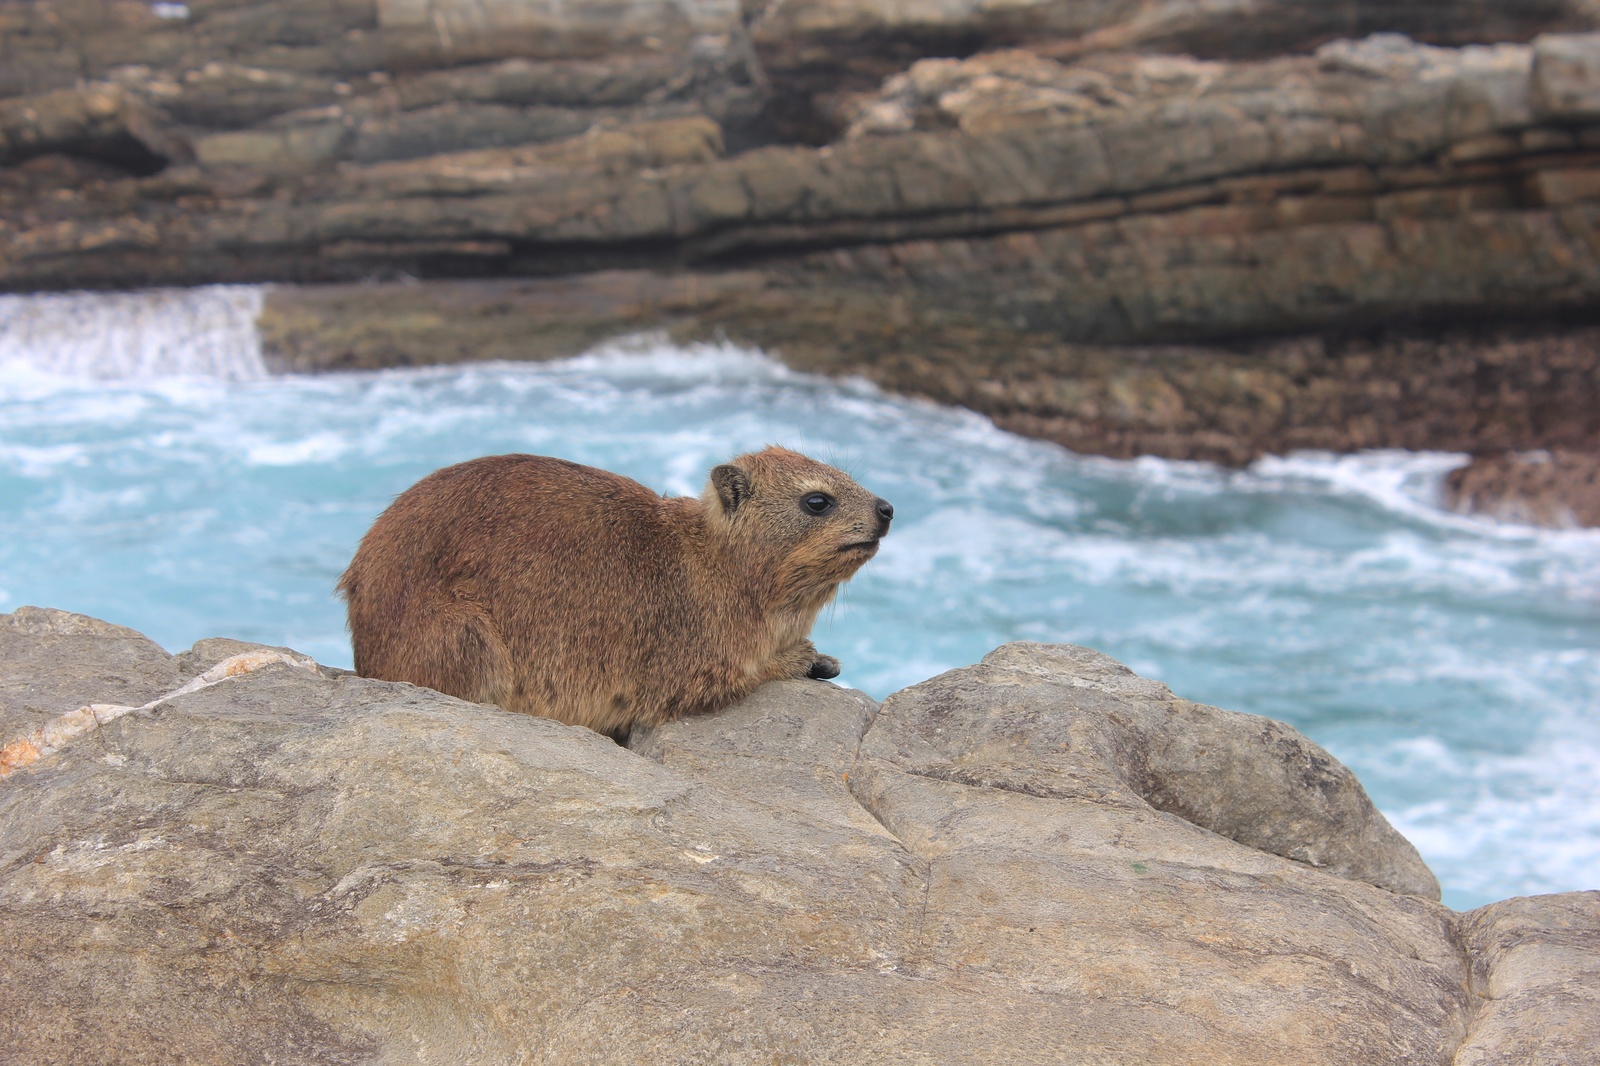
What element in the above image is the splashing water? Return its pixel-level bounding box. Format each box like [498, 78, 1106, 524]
[0, 285, 265, 381]
[1, 288, 1597, 910]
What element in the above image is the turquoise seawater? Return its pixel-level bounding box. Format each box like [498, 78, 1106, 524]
[2, 287, 1598, 910]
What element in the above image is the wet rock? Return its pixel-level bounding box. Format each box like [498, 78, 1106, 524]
[4, 610, 1595, 1061]
[1444, 449, 1600, 527]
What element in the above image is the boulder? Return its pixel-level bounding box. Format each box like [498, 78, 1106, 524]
[3, 607, 1596, 1062]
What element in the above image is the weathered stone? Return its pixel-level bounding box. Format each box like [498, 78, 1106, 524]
[3, 612, 1593, 1061]
[257, 270, 766, 371]
[7, 36, 1600, 302]
[0, 151, 133, 193]
[175, 635, 328, 679]
[842, 49, 1139, 139]
[771, 197, 1600, 346]
[2, 0, 1590, 109]
[0, 0, 380, 97]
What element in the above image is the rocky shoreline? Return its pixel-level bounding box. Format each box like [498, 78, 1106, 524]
[3, 605, 1597, 1062]
[4, 2, 1600, 521]
[258, 277, 1600, 486]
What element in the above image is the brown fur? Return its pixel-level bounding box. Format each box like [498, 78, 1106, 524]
[338, 447, 892, 735]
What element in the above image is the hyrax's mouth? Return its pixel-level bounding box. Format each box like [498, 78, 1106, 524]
[840, 538, 881, 554]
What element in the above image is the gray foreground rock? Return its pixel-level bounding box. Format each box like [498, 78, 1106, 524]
[2, 607, 1597, 1063]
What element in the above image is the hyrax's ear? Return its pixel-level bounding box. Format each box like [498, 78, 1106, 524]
[710, 463, 752, 515]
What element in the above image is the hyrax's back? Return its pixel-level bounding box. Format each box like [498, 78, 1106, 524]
[341, 455, 689, 730]
[340, 449, 892, 736]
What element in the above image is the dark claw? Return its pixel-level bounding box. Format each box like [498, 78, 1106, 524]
[807, 656, 841, 680]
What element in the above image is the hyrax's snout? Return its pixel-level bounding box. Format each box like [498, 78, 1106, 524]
[874, 498, 894, 536]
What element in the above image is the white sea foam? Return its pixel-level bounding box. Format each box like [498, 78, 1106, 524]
[246, 431, 353, 467]
[1250, 449, 1468, 512]
[1388, 726, 1600, 903]
[0, 442, 89, 477]
[561, 332, 802, 385]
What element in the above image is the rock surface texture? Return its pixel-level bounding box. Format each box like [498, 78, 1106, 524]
[4, 2, 1600, 518]
[2, 607, 1598, 1063]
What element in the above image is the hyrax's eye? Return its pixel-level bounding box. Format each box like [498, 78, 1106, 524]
[802, 492, 836, 515]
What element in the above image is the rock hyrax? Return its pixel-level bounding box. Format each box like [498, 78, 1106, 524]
[339, 447, 893, 736]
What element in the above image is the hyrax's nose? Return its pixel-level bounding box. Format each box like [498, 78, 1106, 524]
[875, 498, 894, 532]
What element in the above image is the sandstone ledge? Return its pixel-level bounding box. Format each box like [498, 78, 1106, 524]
[2, 606, 1596, 1063]
[9, 34, 1600, 321]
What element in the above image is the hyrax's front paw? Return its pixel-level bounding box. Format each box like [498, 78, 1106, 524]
[806, 654, 842, 680]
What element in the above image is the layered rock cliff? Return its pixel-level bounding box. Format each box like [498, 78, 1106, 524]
[3, 2, 1600, 517]
[3, 606, 1597, 1062]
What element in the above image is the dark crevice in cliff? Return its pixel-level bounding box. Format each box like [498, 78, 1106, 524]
[3, 137, 169, 179]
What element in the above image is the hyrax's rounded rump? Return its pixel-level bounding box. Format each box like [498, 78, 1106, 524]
[339, 447, 892, 736]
